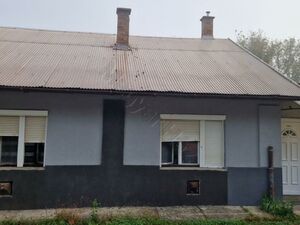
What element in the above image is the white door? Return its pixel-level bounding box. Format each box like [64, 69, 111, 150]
[282, 119, 300, 195]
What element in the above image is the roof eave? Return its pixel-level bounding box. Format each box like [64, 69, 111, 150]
[1, 86, 300, 101]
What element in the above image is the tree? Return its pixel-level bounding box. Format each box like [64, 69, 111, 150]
[236, 30, 300, 83]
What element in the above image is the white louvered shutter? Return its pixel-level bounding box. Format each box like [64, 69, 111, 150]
[0, 116, 19, 136]
[204, 121, 224, 167]
[25, 117, 47, 143]
[161, 120, 199, 142]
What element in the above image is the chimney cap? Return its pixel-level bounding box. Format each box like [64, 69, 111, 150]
[116, 7, 131, 15]
[200, 11, 215, 21]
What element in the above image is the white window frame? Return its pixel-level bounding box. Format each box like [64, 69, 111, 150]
[161, 141, 200, 166]
[0, 110, 48, 168]
[160, 114, 225, 168]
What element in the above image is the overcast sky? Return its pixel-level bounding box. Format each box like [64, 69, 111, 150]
[0, 0, 299, 40]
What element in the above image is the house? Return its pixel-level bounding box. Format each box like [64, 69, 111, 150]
[0, 8, 299, 210]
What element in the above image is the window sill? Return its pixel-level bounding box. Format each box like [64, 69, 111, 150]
[160, 167, 226, 171]
[0, 167, 45, 171]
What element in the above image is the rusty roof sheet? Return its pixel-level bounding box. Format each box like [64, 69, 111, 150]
[0, 27, 299, 98]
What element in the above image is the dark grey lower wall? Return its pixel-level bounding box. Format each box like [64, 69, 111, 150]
[0, 166, 227, 210]
[227, 167, 283, 205]
[0, 166, 283, 209]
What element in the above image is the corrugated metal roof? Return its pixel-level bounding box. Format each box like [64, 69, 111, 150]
[0, 27, 299, 98]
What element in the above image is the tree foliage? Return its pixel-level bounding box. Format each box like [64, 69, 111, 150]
[236, 30, 300, 83]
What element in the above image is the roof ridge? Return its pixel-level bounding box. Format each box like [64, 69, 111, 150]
[0, 26, 114, 36]
[0, 39, 114, 48]
[228, 38, 300, 89]
[0, 26, 228, 41]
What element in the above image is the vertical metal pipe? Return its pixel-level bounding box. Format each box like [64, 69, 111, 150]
[267, 146, 275, 199]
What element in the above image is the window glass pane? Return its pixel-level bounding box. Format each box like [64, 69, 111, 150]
[182, 141, 198, 164]
[0, 137, 18, 166]
[162, 142, 179, 164]
[24, 143, 44, 167]
[162, 142, 173, 164]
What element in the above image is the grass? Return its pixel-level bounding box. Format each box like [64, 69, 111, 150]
[0, 197, 297, 225]
[260, 196, 294, 218]
[0, 216, 299, 225]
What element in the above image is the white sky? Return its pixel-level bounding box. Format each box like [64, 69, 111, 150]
[0, 0, 299, 40]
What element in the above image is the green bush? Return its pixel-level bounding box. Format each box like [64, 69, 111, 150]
[260, 196, 294, 218]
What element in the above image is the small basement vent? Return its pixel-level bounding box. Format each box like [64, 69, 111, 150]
[187, 180, 200, 195]
[0, 182, 12, 196]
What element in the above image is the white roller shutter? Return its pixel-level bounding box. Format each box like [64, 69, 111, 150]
[25, 117, 47, 143]
[161, 120, 199, 142]
[0, 116, 19, 136]
[204, 121, 224, 167]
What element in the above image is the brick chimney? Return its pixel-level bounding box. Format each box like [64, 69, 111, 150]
[115, 7, 131, 49]
[200, 11, 214, 39]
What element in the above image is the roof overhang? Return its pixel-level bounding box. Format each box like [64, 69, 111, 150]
[1, 86, 300, 101]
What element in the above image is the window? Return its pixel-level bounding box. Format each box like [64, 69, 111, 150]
[160, 115, 225, 168]
[0, 110, 47, 168]
[161, 142, 177, 164]
[161, 120, 200, 166]
[24, 143, 44, 166]
[0, 137, 18, 166]
[24, 116, 46, 167]
[0, 116, 19, 166]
